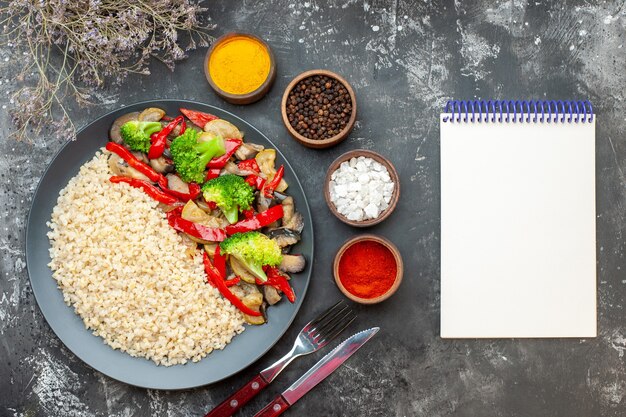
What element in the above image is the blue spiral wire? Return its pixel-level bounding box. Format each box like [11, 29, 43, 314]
[442, 100, 594, 124]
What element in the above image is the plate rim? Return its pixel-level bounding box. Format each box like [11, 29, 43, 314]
[25, 98, 314, 389]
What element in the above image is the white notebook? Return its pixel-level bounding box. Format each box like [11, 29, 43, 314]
[440, 101, 597, 338]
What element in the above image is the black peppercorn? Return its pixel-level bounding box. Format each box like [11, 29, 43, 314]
[286, 74, 352, 140]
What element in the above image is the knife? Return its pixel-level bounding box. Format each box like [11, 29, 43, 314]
[253, 327, 379, 417]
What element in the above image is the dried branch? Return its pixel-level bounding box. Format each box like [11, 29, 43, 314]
[0, 0, 214, 141]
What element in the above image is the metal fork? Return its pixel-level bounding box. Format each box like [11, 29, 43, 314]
[205, 301, 356, 417]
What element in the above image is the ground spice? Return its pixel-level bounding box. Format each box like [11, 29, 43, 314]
[208, 36, 271, 95]
[338, 240, 397, 299]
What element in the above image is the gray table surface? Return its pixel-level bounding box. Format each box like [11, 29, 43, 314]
[1, 0, 625, 416]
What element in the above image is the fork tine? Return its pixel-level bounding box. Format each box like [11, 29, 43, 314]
[317, 313, 356, 345]
[310, 304, 351, 335]
[307, 300, 345, 328]
[315, 310, 356, 344]
[309, 304, 351, 333]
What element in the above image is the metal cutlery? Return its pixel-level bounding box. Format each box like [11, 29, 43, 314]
[253, 327, 380, 417]
[205, 300, 356, 417]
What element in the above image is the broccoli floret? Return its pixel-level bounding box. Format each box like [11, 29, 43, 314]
[220, 232, 283, 282]
[170, 129, 226, 184]
[119, 121, 162, 153]
[202, 174, 254, 223]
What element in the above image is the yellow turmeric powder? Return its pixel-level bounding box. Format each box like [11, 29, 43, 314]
[209, 36, 271, 95]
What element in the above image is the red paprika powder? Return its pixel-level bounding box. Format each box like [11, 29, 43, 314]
[338, 240, 397, 299]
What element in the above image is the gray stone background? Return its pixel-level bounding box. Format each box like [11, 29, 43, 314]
[1, 0, 625, 416]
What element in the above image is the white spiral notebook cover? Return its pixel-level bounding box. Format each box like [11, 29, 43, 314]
[440, 101, 597, 338]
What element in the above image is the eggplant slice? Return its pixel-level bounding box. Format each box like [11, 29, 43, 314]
[267, 228, 300, 248]
[279, 254, 306, 273]
[263, 286, 282, 305]
[235, 142, 264, 160]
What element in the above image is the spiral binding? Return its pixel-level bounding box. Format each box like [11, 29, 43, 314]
[442, 100, 594, 123]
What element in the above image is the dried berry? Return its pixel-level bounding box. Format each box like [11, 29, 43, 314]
[286, 75, 352, 140]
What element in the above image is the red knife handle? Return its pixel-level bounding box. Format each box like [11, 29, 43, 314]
[205, 374, 269, 417]
[253, 395, 290, 417]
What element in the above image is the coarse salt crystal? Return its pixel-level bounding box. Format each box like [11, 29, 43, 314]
[329, 156, 394, 222]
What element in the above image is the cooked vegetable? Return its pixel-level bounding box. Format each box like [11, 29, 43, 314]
[256, 194, 273, 213]
[166, 207, 226, 243]
[149, 156, 174, 174]
[108, 154, 151, 181]
[230, 281, 266, 324]
[181, 200, 227, 229]
[106, 142, 163, 183]
[213, 245, 227, 278]
[149, 116, 185, 159]
[225, 205, 284, 235]
[105, 107, 306, 324]
[241, 292, 265, 325]
[238, 158, 260, 173]
[283, 212, 304, 234]
[255, 149, 288, 192]
[267, 228, 301, 248]
[277, 196, 303, 232]
[224, 160, 255, 176]
[261, 267, 296, 303]
[203, 243, 219, 257]
[120, 120, 162, 153]
[207, 139, 242, 169]
[202, 174, 255, 224]
[166, 173, 190, 194]
[278, 254, 306, 273]
[138, 107, 166, 122]
[230, 256, 258, 284]
[109, 176, 180, 206]
[180, 108, 219, 129]
[204, 118, 243, 139]
[205, 168, 221, 181]
[170, 129, 226, 184]
[263, 285, 281, 305]
[131, 151, 150, 164]
[245, 174, 266, 190]
[235, 142, 264, 161]
[220, 231, 283, 282]
[263, 165, 285, 197]
[281, 196, 295, 224]
[203, 251, 261, 316]
[110, 112, 139, 144]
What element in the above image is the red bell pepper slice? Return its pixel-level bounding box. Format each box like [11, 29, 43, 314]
[105, 142, 163, 183]
[258, 267, 296, 303]
[245, 175, 266, 190]
[225, 205, 284, 235]
[180, 108, 219, 129]
[202, 196, 217, 211]
[213, 246, 227, 279]
[207, 139, 242, 168]
[241, 208, 255, 220]
[203, 252, 261, 316]
[166, 210, 226, 242]
[109, 176, 181, 206]
[263, 165, 285, 197]
[158, 180, 202, 202]
[224, 276, 240, 287]
[238, 159, 260, 173]
[148, 116, 184, 159]
[205, 168, 221, 181]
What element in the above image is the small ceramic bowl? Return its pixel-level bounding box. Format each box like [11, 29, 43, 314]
[324, 149, 400, 227]
[205, 33, 276, 105]
[281, 69, 357, 149]
[333, 234, 403, 304]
